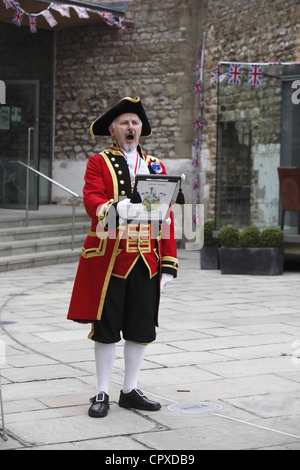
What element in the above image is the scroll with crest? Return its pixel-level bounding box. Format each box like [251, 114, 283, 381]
[130, 174, 183, 223]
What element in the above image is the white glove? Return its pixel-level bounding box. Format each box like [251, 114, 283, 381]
[160, 273, 173, 291]
[117, 198, 144, 221]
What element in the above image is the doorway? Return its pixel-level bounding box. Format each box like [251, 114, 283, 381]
[0, 80, 40, 209]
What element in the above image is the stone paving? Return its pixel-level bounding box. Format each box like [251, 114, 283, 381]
[0, 248, 300, 450]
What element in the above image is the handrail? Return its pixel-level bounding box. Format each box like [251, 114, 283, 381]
[15, 160, 79, 197]
[11, 160, 80, 251]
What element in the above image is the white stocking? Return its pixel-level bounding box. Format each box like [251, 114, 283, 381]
[94, 342, 116, 395]
[123, 340, 147, 394]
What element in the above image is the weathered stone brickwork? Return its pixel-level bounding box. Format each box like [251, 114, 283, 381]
[54, 0, 203, 207]
[53, 0, 300, 225]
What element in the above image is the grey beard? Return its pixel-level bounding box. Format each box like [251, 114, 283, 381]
[123, 142, 137, 152]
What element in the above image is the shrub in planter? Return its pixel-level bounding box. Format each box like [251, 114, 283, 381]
[259, 227, 284, 248]
[239, 226, 260, 247]
[218, 224, 239, 247]
[200, 221, 220, 270]
[219, 225, 284, 275]
[203, 221, 218, 246]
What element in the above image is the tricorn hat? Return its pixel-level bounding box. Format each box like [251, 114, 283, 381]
[90, 96, 152, 137]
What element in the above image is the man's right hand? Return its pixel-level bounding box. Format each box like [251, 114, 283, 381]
[117, 198, 144, 221]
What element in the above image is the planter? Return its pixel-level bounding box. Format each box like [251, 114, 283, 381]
[219, 247, 284, 275]
[200, 245, 220, 269]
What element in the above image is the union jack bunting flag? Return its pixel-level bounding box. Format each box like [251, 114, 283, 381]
[3, 0, 18, 9]
[228, 63, 242, 84]
[210, 69, 219, 82]
[193, 114, 203, 131]
[248, 64, 262, 85]
[12, 7, 23, 26]
[193, 175, 199, 190]
[50, 3, 70, 17]
[97, 11, 116, 26]
[192, 153, 199, 168]
[116, 18, 127, 31]
[29, 14, 37, 33]
[193, 135, 200, 150]
[193, 79, 202, 95]
[211, 65, 225, 82]
[73, 6, 89, 18]
[196, 43, 203, 57]
[193, 62, 202, 76]
[41, 9, 57, 27]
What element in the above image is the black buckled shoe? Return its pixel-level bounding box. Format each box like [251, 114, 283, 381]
[88, 392, 110, 418]
[119, 388, 161, 411]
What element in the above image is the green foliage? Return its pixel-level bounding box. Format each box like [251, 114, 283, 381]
[259, 227, 284, 247]
[239, 226, 260, 247]
[203, 220, 219, 245]
[218, 225, 239, 247]
[218, 224, 284, 248]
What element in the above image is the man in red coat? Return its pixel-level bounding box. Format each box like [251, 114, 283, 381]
[67, 97, 178, 417]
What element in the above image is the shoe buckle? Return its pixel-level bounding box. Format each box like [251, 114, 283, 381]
[135, 388, 145, 397]
[95, 392, 105, 402]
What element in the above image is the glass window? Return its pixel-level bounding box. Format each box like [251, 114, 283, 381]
[215, 63, 300, 232]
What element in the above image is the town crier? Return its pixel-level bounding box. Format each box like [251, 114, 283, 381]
[67, 97, 178, 418]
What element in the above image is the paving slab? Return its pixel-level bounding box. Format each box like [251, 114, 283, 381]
[1, 248, 300, 450]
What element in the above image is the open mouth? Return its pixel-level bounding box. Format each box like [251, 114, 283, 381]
[126, 131, 135, 141]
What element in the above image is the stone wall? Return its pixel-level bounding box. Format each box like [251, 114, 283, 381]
[53, 0, 204, 207]
[53, 0, 300, 228]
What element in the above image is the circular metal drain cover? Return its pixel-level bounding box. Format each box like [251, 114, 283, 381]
[168, 401, 222, 414]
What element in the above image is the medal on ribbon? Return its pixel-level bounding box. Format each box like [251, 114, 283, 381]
[150, 162, 163, 174]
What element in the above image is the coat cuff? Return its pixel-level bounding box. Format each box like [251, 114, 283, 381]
[161, 256, 179, 278]
[97, 200, 118, 229]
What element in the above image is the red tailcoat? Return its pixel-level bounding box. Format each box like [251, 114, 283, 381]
[67, 142, 178, 323]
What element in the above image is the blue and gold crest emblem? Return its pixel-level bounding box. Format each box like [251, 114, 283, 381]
[142, 187, 166, 212]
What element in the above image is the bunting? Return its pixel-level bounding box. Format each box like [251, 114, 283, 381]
[41, 9, 57, 27]
[12, 6, 23, 26]
[2, 0, 127, 32]
[211, 61, 300, 88]
[50, 2, 70, 17]
[248, 64, 262, 85]
[228, 63, 242, 84]
[29, 14, 37, 33]
[73, 6, 89, 19]
[192, 32, 206, 227]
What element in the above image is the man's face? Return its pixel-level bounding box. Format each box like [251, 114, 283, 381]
[109, 113, 142, 152]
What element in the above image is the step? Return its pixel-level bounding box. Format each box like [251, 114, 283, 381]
[0, 205, 89, 228]
[0, 205, 91, 271]
[0, 234, 85, 257]
[0, 248, 82, 273]
[0, 221, 91, 242]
